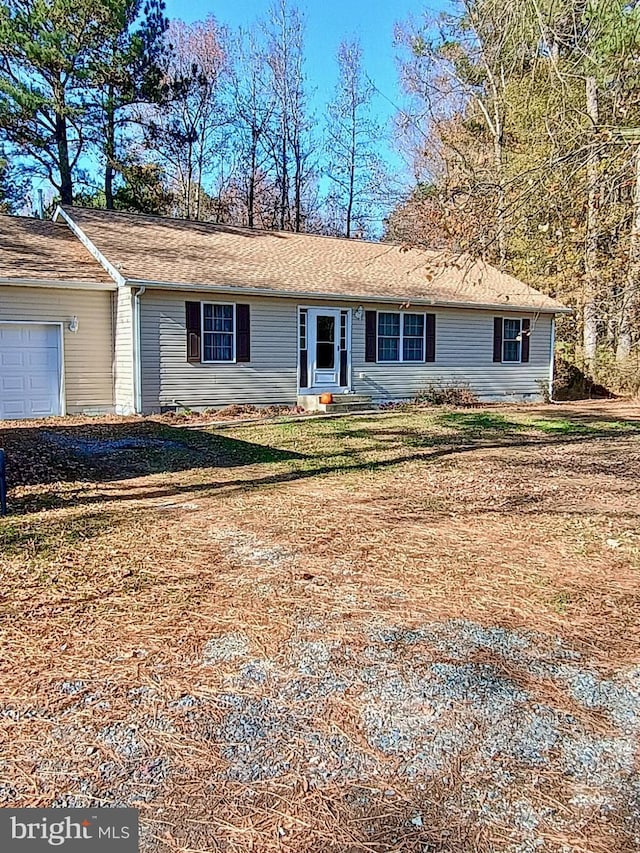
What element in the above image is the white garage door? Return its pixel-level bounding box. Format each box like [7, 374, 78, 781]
[0, 323, 62, 419]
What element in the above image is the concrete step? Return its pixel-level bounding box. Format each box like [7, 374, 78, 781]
[329, 394, 372, 404]
[322, 402, 376, 414]
[297, 393, 374, 413]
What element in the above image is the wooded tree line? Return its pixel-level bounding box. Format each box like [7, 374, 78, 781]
[0, 0, 389, 236]
[389, 0, 640, 390]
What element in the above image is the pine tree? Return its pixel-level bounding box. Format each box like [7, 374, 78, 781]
[0, 0, 124, 203]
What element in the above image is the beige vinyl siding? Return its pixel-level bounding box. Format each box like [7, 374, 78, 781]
[0, 285, 114, 412]
[352, 305, 552, 402]
[138, 290, 553, 411]
[140, 291, 298, 411]
[113, 286, 135, 413]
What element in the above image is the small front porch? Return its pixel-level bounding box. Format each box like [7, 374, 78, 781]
[296, 392, 374, 414]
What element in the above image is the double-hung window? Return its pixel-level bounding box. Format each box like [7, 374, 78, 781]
[203, 303, 235, 362]
[377, 312, 425, 362]
[502, 318, 522, 363]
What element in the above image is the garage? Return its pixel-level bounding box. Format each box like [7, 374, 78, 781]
[0, 323, 62, 419]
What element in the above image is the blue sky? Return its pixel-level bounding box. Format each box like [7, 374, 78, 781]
[164, 0, 448, 181]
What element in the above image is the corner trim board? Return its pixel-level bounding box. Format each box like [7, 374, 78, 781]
[54, 207, 126, 287]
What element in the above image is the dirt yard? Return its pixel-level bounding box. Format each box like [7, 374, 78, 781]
[1, 400, 639, 853]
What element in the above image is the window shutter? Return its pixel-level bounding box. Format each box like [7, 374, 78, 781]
[186, 301, 201, 363]
[299, 353, 308, 389]
[521, 318, 531, 363]
[493, 317, 503, 363]
[236, 304, 251, 362]
[365, 311, 377, 362]
[339, 350, 348, 386]
[425, 313, 436, 362]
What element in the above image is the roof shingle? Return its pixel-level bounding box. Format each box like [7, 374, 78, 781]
[0, 215, 111, 284]
[63, 207, 567, 312]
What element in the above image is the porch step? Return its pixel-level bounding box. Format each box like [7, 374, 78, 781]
[327, 394, 372, 404]
[323, 402, 375, 414]
[297, 393, 375, 414]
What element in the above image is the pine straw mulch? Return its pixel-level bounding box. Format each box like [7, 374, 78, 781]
[1, 402, 640, 852]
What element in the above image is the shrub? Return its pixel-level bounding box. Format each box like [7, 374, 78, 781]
[552, 352, 622, 401]
[414, 382, 478, 407]
[593, 349, 640, 397]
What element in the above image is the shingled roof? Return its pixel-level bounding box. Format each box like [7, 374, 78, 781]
[60, 207, 567, 312]
[0, 215, 112, 285]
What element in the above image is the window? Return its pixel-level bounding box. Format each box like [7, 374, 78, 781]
[402, 313, 425, 361]
[503, 318, 521, 363]
[377, 312, 425, 362]
[203, 303, 235, 362]
[316, 314, 336, 369]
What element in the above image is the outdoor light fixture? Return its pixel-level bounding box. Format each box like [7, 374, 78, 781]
[354, 305, 364, 320]
[68, 315, 79, 333]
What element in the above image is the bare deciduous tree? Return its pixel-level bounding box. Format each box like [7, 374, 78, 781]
[325, 40, 386, 238]
[144, 16, 227, 220]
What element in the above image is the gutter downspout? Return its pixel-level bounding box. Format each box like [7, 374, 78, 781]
[548, 316, 556, 403]
[133, 285, 146, 414]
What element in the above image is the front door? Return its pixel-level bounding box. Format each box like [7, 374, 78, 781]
[306, 308, 343, 391]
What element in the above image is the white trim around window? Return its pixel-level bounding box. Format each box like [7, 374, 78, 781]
[201, 301, 236, 363]
[377, 310, 427, 363]
[502, 317, 522, 363]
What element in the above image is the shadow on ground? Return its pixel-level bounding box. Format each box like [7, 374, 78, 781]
[0, 421, 302, 488]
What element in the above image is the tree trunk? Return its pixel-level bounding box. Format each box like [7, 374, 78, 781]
[492, 96, 506, 269]
[53, 79, 73, 205]
[293, 133, 302, 232]
[346, 103, 356, 239]
[104, 85, 116, 210]
[248, 130, 257, 228]
[195, 123, 205, 221]
[185, 139, 193, 220]
[617, 143, 640, 361]
[583, 75, 600, 369]
[279, 122, 288, 229]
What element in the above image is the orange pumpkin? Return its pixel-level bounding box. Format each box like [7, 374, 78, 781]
[319, 392, 334, 405]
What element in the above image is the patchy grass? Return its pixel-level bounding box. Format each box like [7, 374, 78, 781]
[1, 401, 640, 852]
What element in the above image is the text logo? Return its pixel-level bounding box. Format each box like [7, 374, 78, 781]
[0, 810, 138, 852]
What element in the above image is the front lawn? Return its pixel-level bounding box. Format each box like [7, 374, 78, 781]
[1, 401, 639, 852]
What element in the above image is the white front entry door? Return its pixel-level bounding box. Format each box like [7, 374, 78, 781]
[307, 308, 343, 391]
[0, 323, 62, 419]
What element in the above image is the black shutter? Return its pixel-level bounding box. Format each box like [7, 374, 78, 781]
[236, 304, 251, 362]
[493, 317, 503, 363]
[186, 301, 201, 363]
[425, 313, 436, 362]
[339, 350, 348, 386]
[299, 352, 308, 388]
[365, 310, 377, 362]
[521, 318, 531, 363]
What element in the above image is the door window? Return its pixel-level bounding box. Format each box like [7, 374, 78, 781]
[316, 315, 336, 369]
